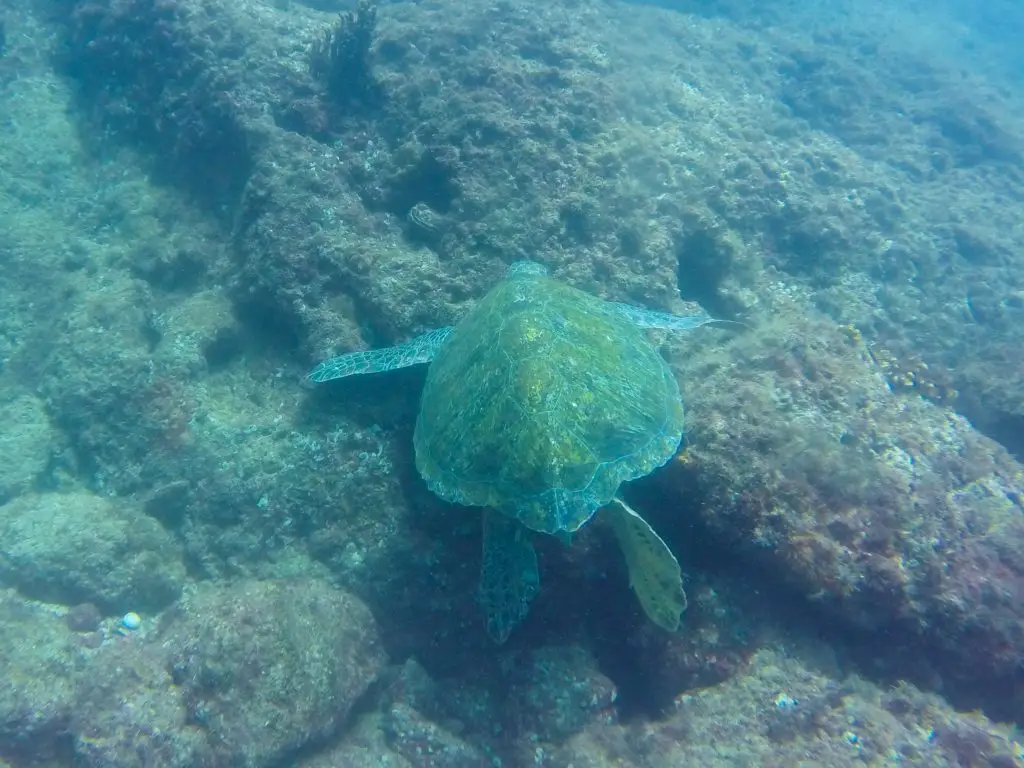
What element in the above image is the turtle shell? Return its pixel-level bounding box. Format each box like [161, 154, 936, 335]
[413, 265, 685, 534]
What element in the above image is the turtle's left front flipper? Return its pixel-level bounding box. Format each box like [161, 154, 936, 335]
[307, 326, 454, 382]
[600, 498, 686, 632]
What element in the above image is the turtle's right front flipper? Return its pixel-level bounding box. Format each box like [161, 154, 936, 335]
[479, 509, 539, 643]
[307, 326, 454, 382]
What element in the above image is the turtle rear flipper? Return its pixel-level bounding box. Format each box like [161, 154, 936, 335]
[601, 498, 686, 632]
[478, 509, 539, 643]
[307, 327, 454, 382]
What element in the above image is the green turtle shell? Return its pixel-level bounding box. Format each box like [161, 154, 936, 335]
[413, 265, 685, 534]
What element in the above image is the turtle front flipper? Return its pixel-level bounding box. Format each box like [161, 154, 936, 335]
[610, 302, 716, 332]
[600, 498, 687, 632]
[479, 509, 540, 643]
[307, 327, 454, 382]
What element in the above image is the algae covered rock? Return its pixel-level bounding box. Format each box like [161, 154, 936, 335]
[375, 657, 500, 762]
[70, 578, 386, 768]
[163, 578, 386, 767]
[72, 640, 207, 768]
[383, 703, 490, 768]
[547, 645, 1024, 767]
[665, 314, 1024, 713]
[0, 394, 55, 503]
[505, 646, 617, 744]
[0, 589, 84, 761]
[0, 491, 185, 612]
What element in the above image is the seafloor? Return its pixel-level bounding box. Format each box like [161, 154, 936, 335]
[0, 0, 1022, 765]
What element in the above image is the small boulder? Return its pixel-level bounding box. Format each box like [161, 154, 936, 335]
[384, 703, 490, 768]
[505, 646, 617, 743]
[164, 578, 386, 767]
[73, 640, 206, 768]
[0, 491, 186, 612]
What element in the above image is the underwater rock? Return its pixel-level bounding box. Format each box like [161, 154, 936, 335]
[375, 649, 618, 763]
[73, 640, 206, 768]
[504, 646, 617, 744]
[548, 644, 1023, 767]
[62, 0, 257, 207]
[163, 578, 386, 767]
[148, 291, 242, 374]
[617, 573, 762, 714]
[0, 394, 55, 504]
[72, 578, 385, 768]
[300, 731, 414, 768]
[36, 275, 197, 494]
[64, 602, 103, 633]
[383, 703, 490, 768]
[955, 343, 1024, 460]
[0, 590, 83, 763]
[665, 315, 1024, 716]
[0, 492, 186, 612]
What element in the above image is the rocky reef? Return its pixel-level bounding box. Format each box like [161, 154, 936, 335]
[0, 0, 1022, 764]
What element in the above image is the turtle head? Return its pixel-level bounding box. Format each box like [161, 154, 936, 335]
[506, 260, 549, 279]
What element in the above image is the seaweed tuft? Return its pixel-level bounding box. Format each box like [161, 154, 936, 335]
[309, 0, 384, 110]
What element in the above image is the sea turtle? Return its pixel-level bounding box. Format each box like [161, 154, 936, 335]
[308, 261, 716, 642]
